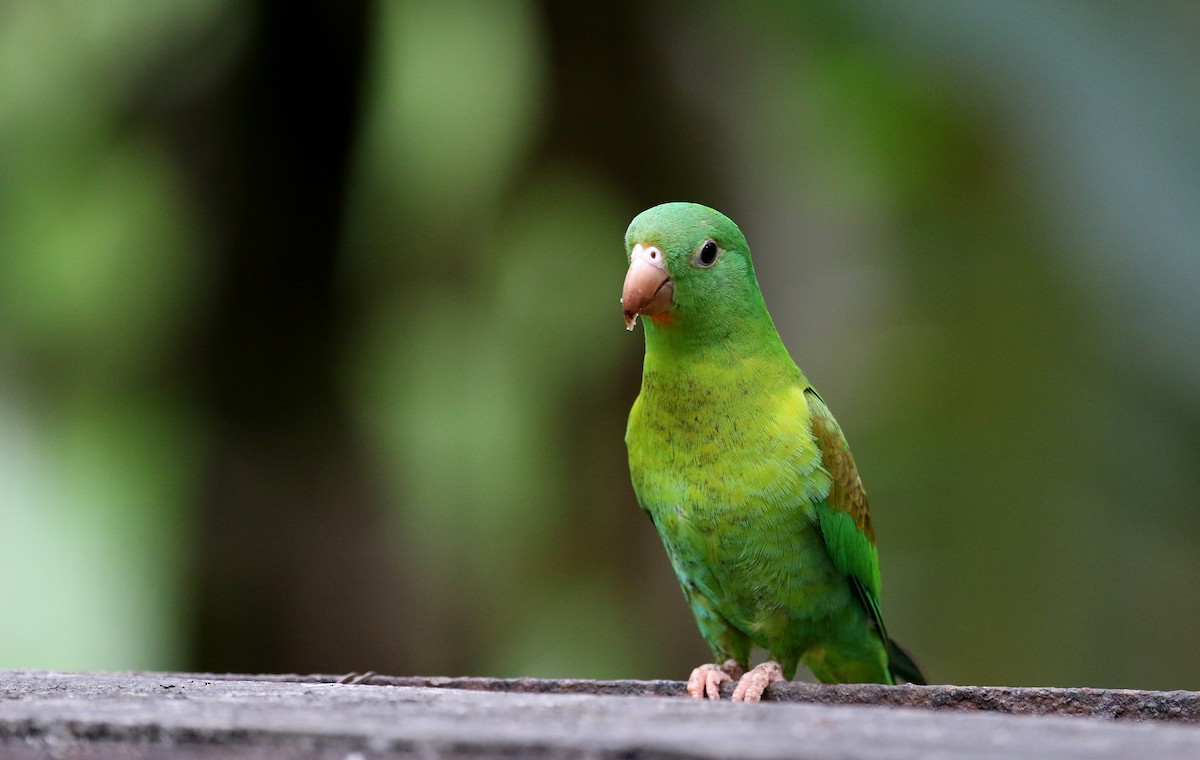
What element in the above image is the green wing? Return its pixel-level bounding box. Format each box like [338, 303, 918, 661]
[806, 388, 881, 599]
[807, 388, 928, 685]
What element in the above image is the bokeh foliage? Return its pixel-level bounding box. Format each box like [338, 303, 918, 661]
[1, 0, 1198, 689]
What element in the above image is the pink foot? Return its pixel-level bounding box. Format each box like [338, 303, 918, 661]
[686, 659, 744, 700]
[731, 661, 785, 702]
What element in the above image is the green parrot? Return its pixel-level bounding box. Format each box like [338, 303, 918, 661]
[621, 202, 925, 701]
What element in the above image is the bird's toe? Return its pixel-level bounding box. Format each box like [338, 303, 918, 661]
[731, 661, 785, 702]
[686, 659, 744, 700]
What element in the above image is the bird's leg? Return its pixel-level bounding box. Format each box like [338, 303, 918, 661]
[687, 659, 744, 700]
[731, 661, 785, 702]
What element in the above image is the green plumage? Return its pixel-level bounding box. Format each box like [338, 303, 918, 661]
[623, 202, 923, 686]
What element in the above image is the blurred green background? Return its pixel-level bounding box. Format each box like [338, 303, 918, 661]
[2, 0, 1198, 690]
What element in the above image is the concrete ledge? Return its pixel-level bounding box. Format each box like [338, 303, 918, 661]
[2, 671, 1199, 759]
[249, 672, 1200, 723]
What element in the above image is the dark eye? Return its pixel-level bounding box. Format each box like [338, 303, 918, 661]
[695, 239, 719, 267]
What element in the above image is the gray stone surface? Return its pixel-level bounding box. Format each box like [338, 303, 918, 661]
[244, 672, 1200, 723]
[1, 671, 1198, 759]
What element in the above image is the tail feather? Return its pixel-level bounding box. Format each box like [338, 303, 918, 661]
[887, 638, 927, 685]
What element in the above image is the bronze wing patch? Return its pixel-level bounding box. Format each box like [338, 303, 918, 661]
[805, 388, 875, 544]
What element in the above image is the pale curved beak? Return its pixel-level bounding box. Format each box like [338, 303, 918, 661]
[622, 244, 674, 330]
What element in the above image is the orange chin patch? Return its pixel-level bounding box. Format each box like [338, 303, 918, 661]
[649, 312, 674, 327]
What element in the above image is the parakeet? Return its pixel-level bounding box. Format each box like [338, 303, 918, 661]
[622, 202, 925, 702]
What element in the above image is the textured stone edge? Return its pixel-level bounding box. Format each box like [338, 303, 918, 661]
[4, 671, 1200, 760]
[165, 672, 1200, 724]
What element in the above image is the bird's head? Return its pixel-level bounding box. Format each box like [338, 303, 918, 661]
[622, 202, 761, 336]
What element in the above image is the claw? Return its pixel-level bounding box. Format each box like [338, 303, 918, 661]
[687, 664, 729, 700]
[686, 659, 745, 700]
[731, 661, 785, 702]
